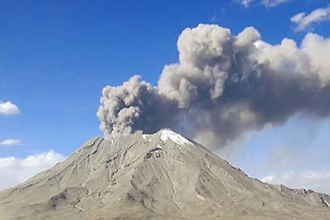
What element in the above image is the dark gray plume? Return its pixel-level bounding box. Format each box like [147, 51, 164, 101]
[97, 24, 330, 148]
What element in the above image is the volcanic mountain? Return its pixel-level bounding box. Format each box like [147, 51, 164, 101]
[0, 129, 330, 220]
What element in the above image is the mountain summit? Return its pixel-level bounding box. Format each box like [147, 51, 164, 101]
[0, 129, 330, 220]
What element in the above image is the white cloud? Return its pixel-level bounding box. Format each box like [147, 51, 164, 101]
[0, 151, 66, 192]
[261, 0, 293, 7]
[0, 139, 21, 146]
[291, 5, 330, 32]
[0, 101, 20, 115]
[260, 170, 330, 194]
[211, 15, 218, 22]
[237, 0, 293, 8]
[241, 0, 255, 7]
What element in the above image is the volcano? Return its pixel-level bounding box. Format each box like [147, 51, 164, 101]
[0, 129, 329, 220]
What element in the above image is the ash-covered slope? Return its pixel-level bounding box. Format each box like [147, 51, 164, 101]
[0, 129, 330, 220]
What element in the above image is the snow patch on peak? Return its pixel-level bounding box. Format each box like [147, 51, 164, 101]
[160, 129, 192, 146]
[322, 198, 330, 207]
[196, 194, 206, 201]
[142, 134, 150, 140]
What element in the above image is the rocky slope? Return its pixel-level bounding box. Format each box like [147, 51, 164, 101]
[0, 129, 330, 220]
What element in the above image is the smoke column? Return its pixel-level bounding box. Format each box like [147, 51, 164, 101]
[97, 24, 330, 148]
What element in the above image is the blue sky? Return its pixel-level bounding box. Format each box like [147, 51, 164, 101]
[1, 0, 330, 192]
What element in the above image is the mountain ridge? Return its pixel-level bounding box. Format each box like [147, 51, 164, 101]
[0, 129, 330, 220]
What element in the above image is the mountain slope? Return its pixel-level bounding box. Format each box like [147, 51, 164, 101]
[0, 129, 330, 220]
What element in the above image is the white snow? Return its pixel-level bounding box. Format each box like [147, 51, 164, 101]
[160, 129, 191, 146]
[196, 194, 205, 201]
[322, 198, 330, 207]
[142, 134, 152, 142]
[142, 134, 149, 140]
[157, 144, 163, 149]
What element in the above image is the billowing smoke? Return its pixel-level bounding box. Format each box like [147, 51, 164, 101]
[97, 24, 330, 148]
[97, 76, 179, 137]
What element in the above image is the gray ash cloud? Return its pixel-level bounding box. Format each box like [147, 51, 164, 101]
[97, 24, 330, 148]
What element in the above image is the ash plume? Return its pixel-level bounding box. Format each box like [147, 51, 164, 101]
[97, 24, 330, 148]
